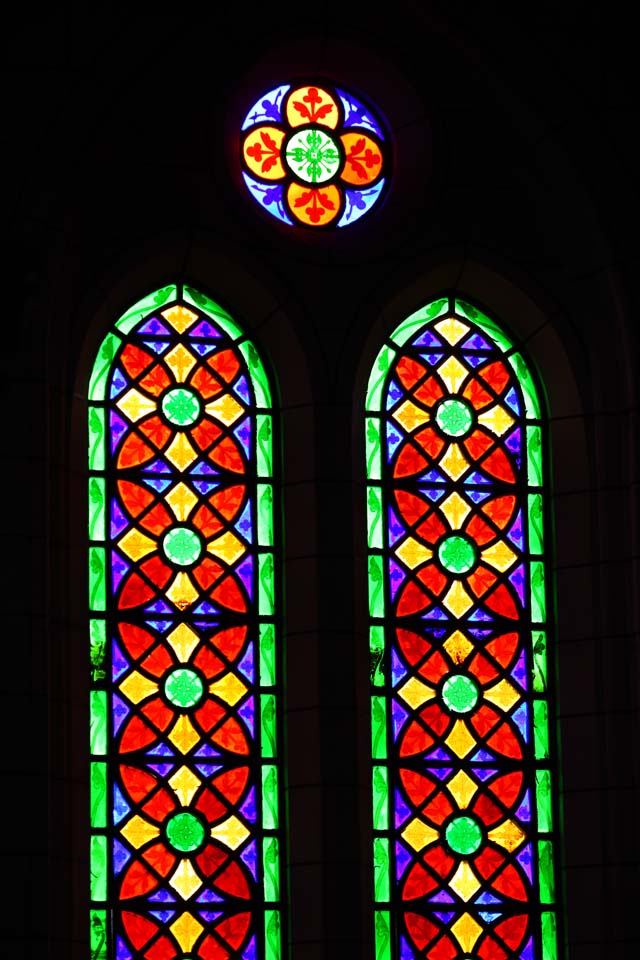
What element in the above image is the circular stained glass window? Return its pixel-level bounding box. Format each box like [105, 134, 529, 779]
[240, 81, 390, 229]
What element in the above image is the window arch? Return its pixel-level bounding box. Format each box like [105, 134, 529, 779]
[88, 284, 284, 960]
[366, 296, 560, 960]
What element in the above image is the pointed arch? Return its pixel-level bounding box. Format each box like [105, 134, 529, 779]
[366, 295, 560, 960]
[88, 283, 284, 960]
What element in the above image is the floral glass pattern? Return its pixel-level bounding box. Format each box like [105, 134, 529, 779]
[240, 81, 389, 228]
[88, 284, 283, 960]
[366, 297, 559, 960]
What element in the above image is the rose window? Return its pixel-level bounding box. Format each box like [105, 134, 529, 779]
[240, 81, 390, 229]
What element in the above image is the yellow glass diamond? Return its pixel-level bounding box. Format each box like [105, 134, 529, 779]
[451, 912, 482, 951]
[434, 315, 470, 346]
[437, 356, 469, 392]
[401, 818, 439, 852]
[209, 671, 248, 706]
[392, 399, 430, 432]
[169, 715, 201, 754]
[161, 304, 198, 334]
[170, 859, 203, 899]
[397, 676, 435, 709]
[205, 394, 244, 426]
[443, 630, 474, 664]
[484, 678, 521, 712]
[165, 482, 198, 522]
[210, 815, 251, 851]
[165, 432, 198, 471]
[447, 769, 478, 808]
[116, 388, 157, 423]
[445, 719, 477, 758]
[478, 404, 515, 436]
[166, 623, 200, 662]
[119, 671, 158, 705]
[170, 911, 203, 951]
[166, 572, 199, 610]
[439, 443, 470, 481]
[169, 765, 202, 805]
[488, 818, 526, 852]
[449, 862, 481, 901]
[481, 540, 517, 572]
[120, 814, 160, 849]
[117, 528, 156, 562]
[442, 581, 474, 617]
[439, 491, 471, 529]
[164, 343, 197, 382]
[207, 531, 246, 565]
[395, 537, 433, 570]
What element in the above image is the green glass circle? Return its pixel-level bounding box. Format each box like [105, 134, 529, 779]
[437, 535, 477, 573]
[162, 527, 202, 566]
[445, 816, 483, 856]
[165, 811, 206, 853]
[161, 387, 201, 426]
[442, 674, 480, 714]
[285, 128, 341, 183]
[164, 668, 204, 708]
[435, 398, 473, 437]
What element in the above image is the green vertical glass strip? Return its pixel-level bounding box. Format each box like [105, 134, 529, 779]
[90, 835, 107, 901]
[536, 769, 553, 832]
[257, 484, 274, 545]
[90, 761, 107, 829]
[391, 298, 448, 346]
[371, 696, 388, 759]
[372, 764, 389, 830]
[89, 332, 122, 401]
[264, 909, 281, 960]
[89, 477, 106, 542]
[374, 910, 392, 960]
[262, 765, 279, 829]
[534, 700, 550, 759]
[373, 837, 390, 901]
[528, 492, 544, 554]
[90, 619, 107, 679]
[259, 553, 275, 615]
[541, 911, 558, 960]
[115, 285, 177, 334]
[366, 417, 382, 480]
[367, 486, 383, 549]
[183, 285, 243, 341]
[261, 693, 277, 757]
[259, 623, 276, 686]
[90, 909, 108, 960]
[368, 555, 385, 617]
[511, 352, 541, 418]
[239, 339, 272, 407]
[263, 837, 280, 901]
[89, 547, 106, 612]
[455, 299, 513, 353]
[530, 560, 546, 622]
[88, 407, 106, 472]
[538, 839, 555, 902]
[532, 630, 548, 693]
[256, 415, 273, 477]
[90, 691, 108, 755]
[527, 425, 543, 486]
[367, 345, 396, 411]
[370, 625, 385, 687]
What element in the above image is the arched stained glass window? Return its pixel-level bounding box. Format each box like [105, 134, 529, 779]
[88, 284, 283, 960]
[366, 297, 560, 960]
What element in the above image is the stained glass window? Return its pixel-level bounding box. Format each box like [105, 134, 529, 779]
[88, 284, 283, 960]
[366, 297, 559, 960]
[240, 80, 389, 228]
